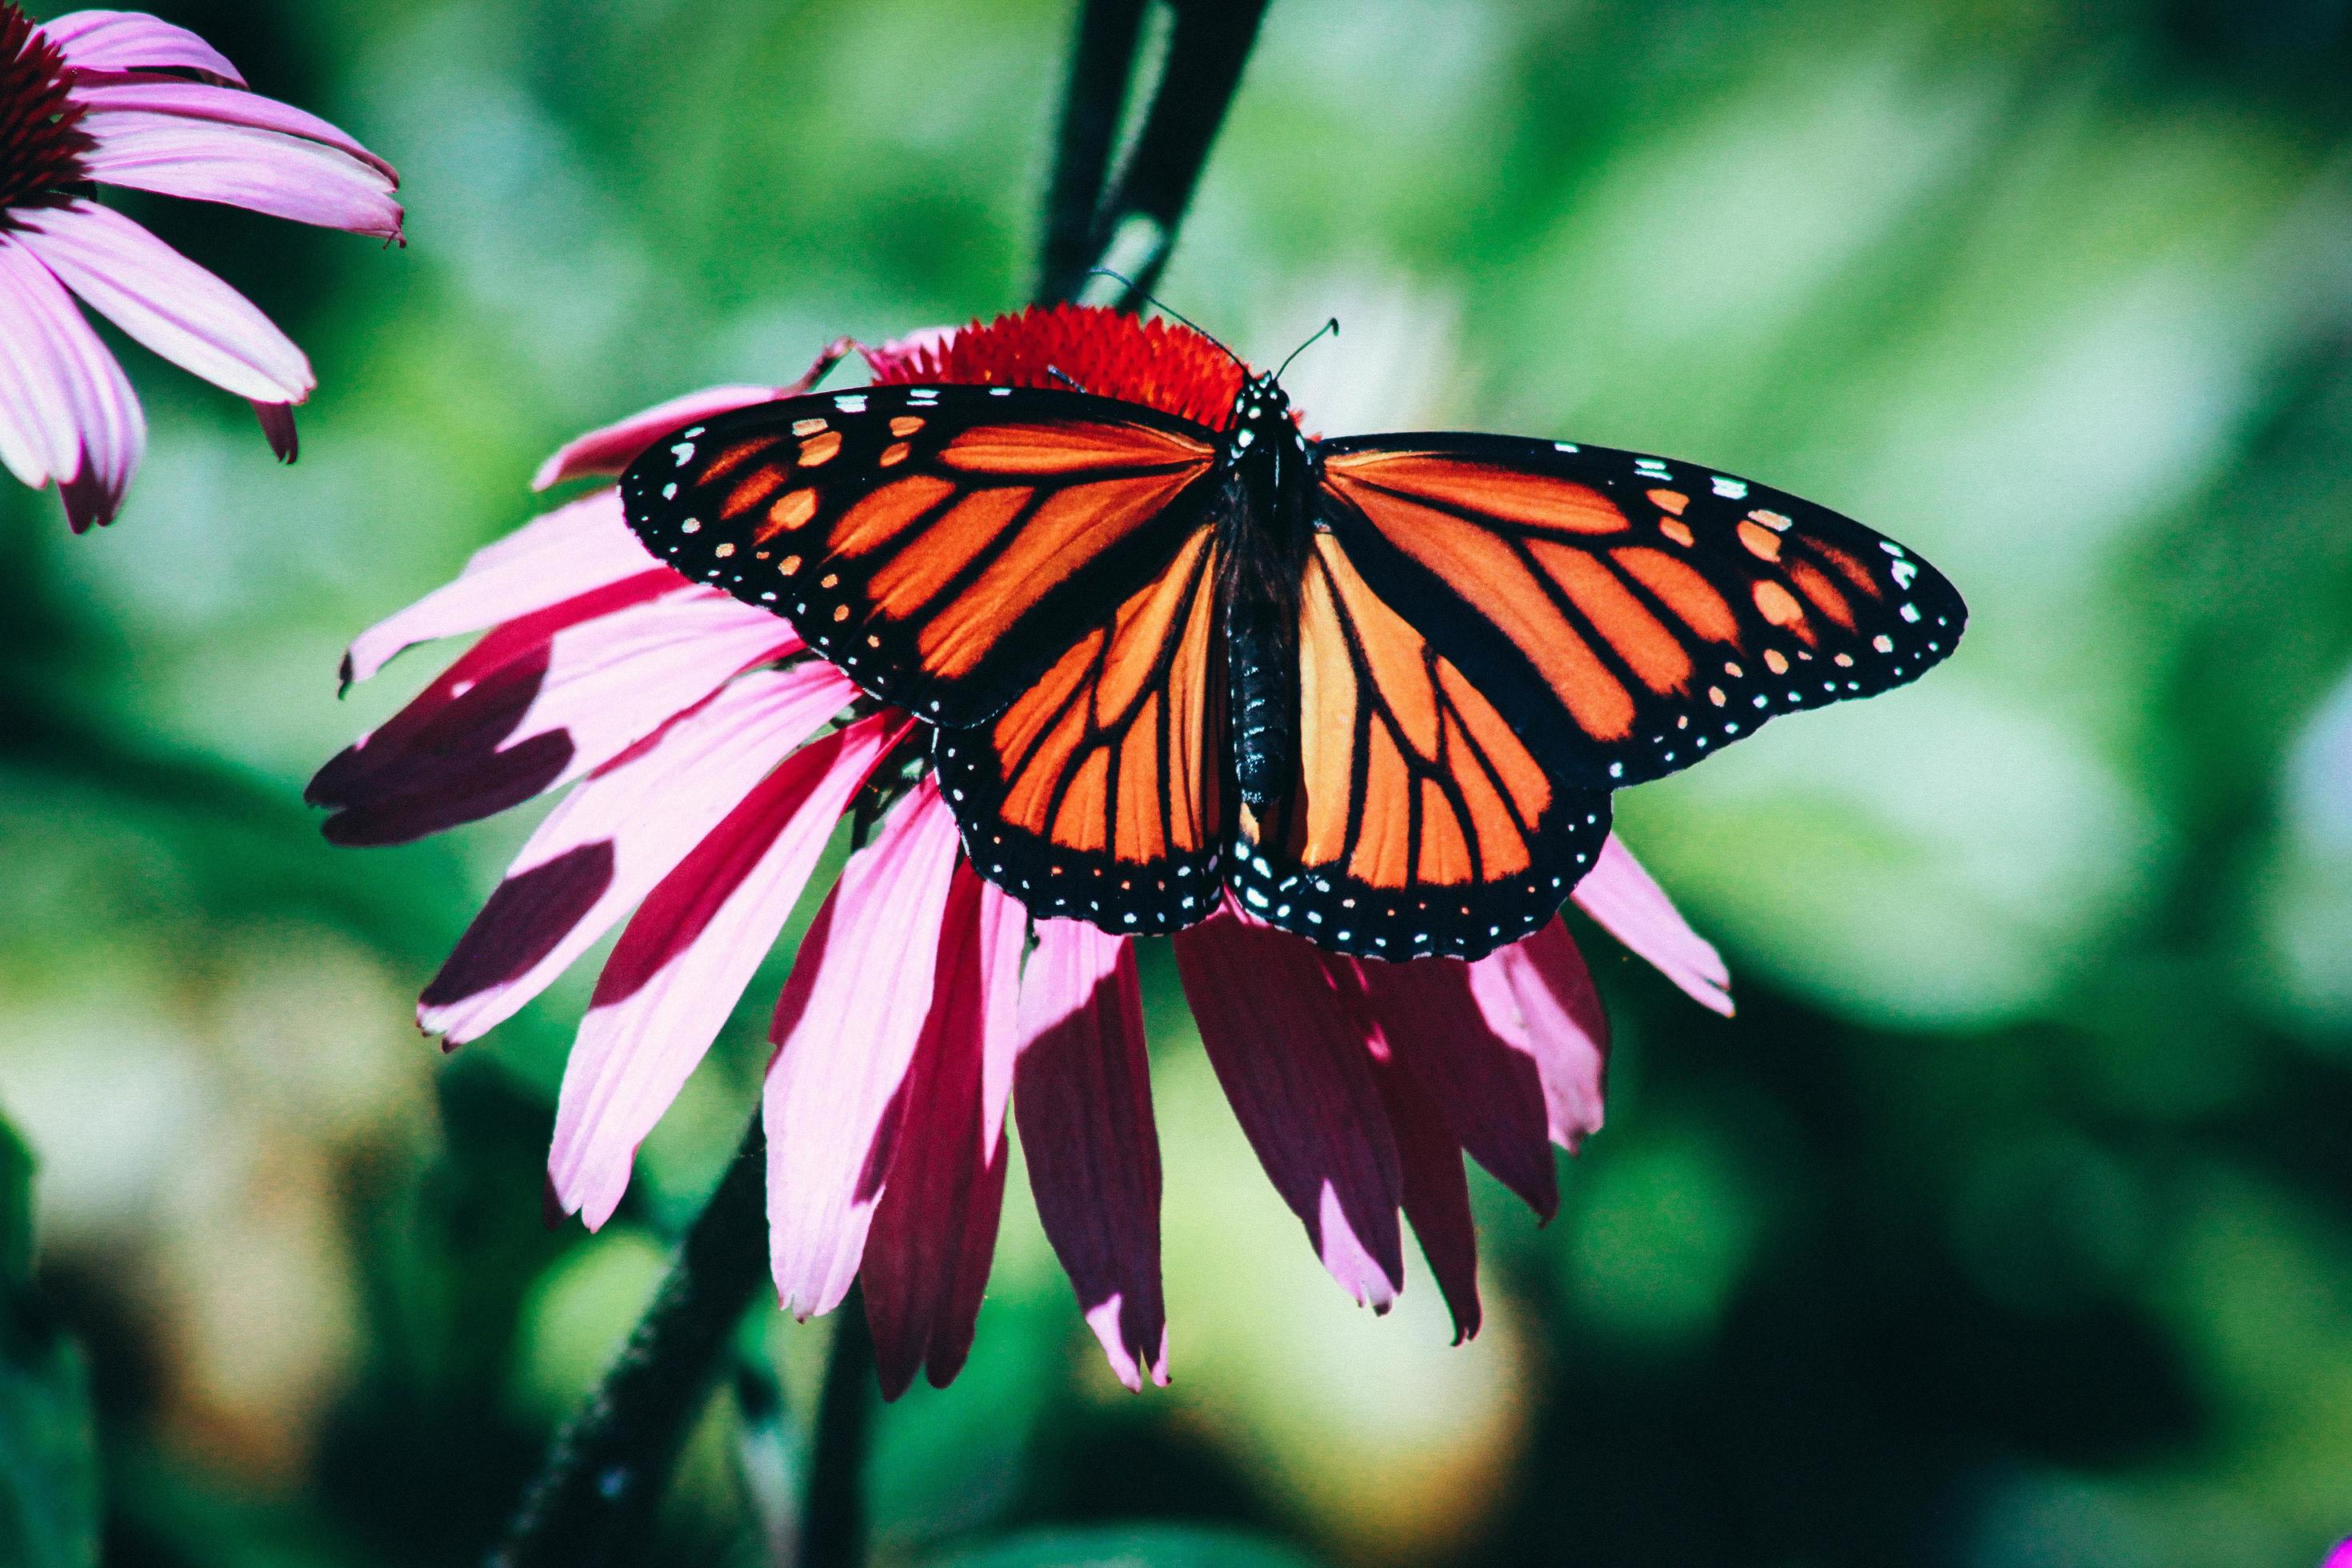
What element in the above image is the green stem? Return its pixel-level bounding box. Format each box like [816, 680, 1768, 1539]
[802, 1289, 878, 1568]
[1039, 0, 1153, 302]
[486, 1118, 771, 1568]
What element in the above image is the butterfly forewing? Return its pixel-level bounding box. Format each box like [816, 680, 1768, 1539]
[1232, 532, 1614, 961]
[619, 384, 1222, 726]
[1314, 435, 1965, 791]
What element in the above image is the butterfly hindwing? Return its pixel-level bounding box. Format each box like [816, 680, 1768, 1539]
[932, 523, 1229, 934]
[1231, 531, 1614, 962]
[619, 383, 1222, 726]
[1314, 435, 1966, 791]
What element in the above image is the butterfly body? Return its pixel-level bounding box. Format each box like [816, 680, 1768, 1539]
[622, 350, 1965, 962]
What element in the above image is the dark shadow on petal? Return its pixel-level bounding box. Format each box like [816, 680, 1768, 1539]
[421, 840, 616, 1010]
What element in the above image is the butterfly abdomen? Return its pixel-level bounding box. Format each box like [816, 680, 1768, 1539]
[1215, 397, 1313, 810]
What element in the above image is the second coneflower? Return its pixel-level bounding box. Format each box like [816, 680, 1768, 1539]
[314, 306, 1733, 1397]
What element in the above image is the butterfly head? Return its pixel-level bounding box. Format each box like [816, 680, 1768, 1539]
[1226, 371, 1299, 458]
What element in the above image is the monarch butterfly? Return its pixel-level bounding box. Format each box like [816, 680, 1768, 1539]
[618, 318, 1963, 962]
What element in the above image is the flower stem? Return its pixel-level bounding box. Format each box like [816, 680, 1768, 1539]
[1039, 0, 1152, 302]
[1045, 0, 1274, 307]
[487, 1118, 771, 1568]
[802, 1288, 878, 1568]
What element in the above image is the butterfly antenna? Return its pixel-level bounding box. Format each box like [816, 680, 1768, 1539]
[1275, 317, 1341, 382]
[1085, 266, 1250, 373]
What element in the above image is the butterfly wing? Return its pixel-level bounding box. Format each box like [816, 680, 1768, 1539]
[933, 521, 1229, 933]
[1312, 435, 1966, 790]
[1230, 530, 1614, 962]
[619, 383, 1222, 726]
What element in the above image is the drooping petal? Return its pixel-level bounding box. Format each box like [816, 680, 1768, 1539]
[1363, 1035, 1482, 1342]
[1466, 918, 1610, 1152]
[765, 784, 964, 1321]
[46, 11, 246, 84]
[1014, 919, 1167, 1390]
[532, 339, 855, 490]
[1173, 910, 1406, 1312]
[340, 492, 669, 686]
[550, 713, 907, 1230]
[1572, 834, 1734, 1016]
[0, 236, 143, 530]
[72, 80, 396, 181]
[416, 663, 857, 1044]
[253, 400, 297, 462]
[1353, 954, 1559, 1219]
[313, 590, 801, 846]
[15, 200, 311, 404]
[860, 865, 1027, 1398]
[80, 109, 404, 238]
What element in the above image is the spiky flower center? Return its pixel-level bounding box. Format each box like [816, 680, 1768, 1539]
[874, 303, 1255, 430]
[0, 3, 92, 217]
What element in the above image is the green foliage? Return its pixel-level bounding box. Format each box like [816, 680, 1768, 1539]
[0, 1114, 99, 1568]
[933, 1524, 1329, 1568]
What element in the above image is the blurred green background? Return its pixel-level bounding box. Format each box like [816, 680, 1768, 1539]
[5, 0, 2352, 1563]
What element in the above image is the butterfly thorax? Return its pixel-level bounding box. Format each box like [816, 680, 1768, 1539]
[1214, 373, 1314, 810]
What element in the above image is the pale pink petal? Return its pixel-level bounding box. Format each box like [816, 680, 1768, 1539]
[1467, 919, 1610, 1152]
[1572, 834, 1734, 1016]
[416, 664, 855, 1044]
[860, 864, 1028, 1398]
[532, 339, 855, 490]
[253, 400, 296, 462]
[2322, 1538, 2352, 1568]
[80, 110, 403, 238]
[1173, 911, 1405, 1311]
[0, 236, 143, 530]
[1365, 1038, 1482, 1342]
[46, 12, 245, 84]
[1353, 955, 1558, 1218]
[340, 492, 672, 686]
[550, 713, 906, 1230]
[1014, 920, 1166, 1390]
[765, 784, 964, 1321]
[73, 80, 396, 181]
[15, 201, 311, 404]
[314, 591, 801, 846]
[860, 326, 958, 383]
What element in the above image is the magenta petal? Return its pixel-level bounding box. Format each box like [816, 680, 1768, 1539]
[46, 13, 246, 84]
[550, 714, 904, 1230]
[252, 401, 297, 462]
[340, 493, 670, 686]
[1354, 954, 1559, 1220]
[17, 201, 311, 403]
[416, 663, 859, 1044]
[1572, 834, 1734, 1015]
[766, 785, 965, 1321]
[859, 864, 1027, 1398]
[533, 386, 784, 491]
[859, 326, 958, 382]
[1364, 1038, 1482, 1342]
[80, 110, 404, 239]
[1173, 912, 1406, 1311]
[73, 79, 397, 182]
[1014, 920, 1167, 1390]
[1470, 918, 1610, 1152]
[314, 591, 802, 846]
[0, 236, 143, 530]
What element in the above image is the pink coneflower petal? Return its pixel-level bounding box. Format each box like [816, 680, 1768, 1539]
[0, 234, 142, 530]
[1014, 919, 1168, 1390]
[340, 493, 668, 686]
[533, 338, 858, 490]
[1174, 911, 1406, 1312]
[1354, 952, 1560, 1220]
[44, 10, 244, 85]
[14, 199, 311, 404]
[1572, 834, 1734, 1016]
[766, 783, 964, 1321]
[74, 79, 396, 182]
[1363, 1039, 1482, 1342]
[315, 591, 802, 846]
[79, 109, 402, 239]
[861, 869, 1027, 1398]
[418, 663, 858, 1045]
[1469, 918, 1610, 1151]
[552, 714, 909, 1230]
